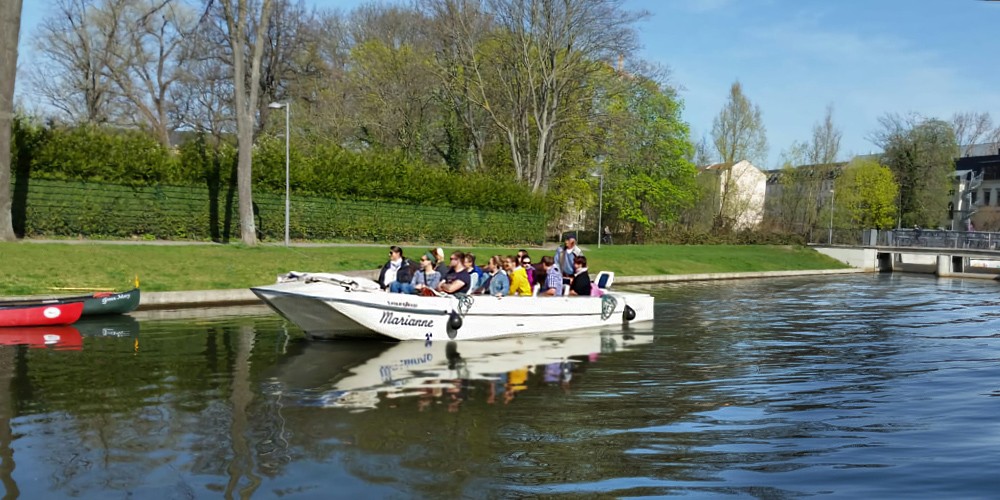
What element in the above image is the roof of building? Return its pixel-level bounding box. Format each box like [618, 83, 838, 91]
[700, 161, 737, 171]
[960, 142, 1000, 158]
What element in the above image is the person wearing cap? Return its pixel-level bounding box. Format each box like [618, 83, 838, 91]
[378, 245, 415, 291]
[554, 232, 582, 280]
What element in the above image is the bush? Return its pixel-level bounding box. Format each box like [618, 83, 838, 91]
[15, 123, 547, 242]
[22, 179, 545, 244]
[31, 124, 181, 185]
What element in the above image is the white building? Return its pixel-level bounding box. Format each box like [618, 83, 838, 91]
[700, 160, 767, 230]
[953, 146, 1000, 231]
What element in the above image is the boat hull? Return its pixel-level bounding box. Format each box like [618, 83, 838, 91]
[0, 288, 140, 317]
[81, 289, 141, 316]
[252, 276, 654, 341]
[0, 302, 84, 327]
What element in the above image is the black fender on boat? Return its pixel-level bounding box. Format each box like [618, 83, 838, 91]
[447, 311, 463, 339]
[623, 305, 636, 322]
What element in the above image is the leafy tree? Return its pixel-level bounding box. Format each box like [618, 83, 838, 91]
[691, 134, 714, 166]
[768, 105, 842, 234]
[0, 0, 22, 241]
[600, 76, 697, 241]
[707, 81, 768, 230]
[451, 0, 645, 192]
[951, 111, 995, 157]
[873, 113, 957, 228]
[420, 0, 493, 171]
[347, 39, 436, 157]
[769, 161, 820, 233]
[711, 81, 767, 166]
[833, 157, 898, 229]
[809, 104, 841, 165]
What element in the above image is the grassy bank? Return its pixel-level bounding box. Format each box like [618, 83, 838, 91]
[0, 242, 849, 296]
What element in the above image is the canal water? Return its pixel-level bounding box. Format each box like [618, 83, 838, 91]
[1, 273, 999, 498]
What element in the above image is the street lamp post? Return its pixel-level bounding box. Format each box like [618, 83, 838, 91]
[268, 101, 290, 247]
[591, 172, 603, 249]
[828, 188, 835, 244]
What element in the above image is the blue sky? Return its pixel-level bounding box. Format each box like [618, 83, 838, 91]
[17, 0, 1000, 167]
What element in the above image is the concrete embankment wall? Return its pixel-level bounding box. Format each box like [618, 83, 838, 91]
[813, 245, 1000, 281]
[137, 268, 868, 311]
[812, 246, 878, 271]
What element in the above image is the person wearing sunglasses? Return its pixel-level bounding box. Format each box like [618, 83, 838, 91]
[391, 252, 441, 294]
[507, 255, 531, 296]
[520, 255, 535, 287]
[436, 251, 472, 294]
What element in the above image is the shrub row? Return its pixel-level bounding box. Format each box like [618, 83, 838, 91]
[13, 119, 543, 213]
[20, 178, 545, 244]
[649, 227, 807, 246]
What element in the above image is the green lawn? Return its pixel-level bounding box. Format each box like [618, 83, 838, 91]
[0, 242, 848, 296]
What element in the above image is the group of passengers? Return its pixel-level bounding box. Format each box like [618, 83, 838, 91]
[376, 234, 596, 298]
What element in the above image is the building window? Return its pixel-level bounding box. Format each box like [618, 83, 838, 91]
[986, 191, 992, 207]
[972, 191, 978, 205]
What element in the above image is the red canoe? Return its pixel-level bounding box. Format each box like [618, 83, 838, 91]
[0, 325, 83, 349]
[0, 301, 84, 327]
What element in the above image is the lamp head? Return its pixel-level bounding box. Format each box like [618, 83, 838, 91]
[268, 102, 286, 109]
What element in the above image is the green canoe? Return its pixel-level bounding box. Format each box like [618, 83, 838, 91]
[81, 288, 141, 316]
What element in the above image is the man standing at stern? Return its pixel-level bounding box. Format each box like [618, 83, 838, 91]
[554, 232, 582, 282]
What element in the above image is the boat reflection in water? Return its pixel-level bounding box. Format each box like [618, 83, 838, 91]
[73, 315, 141, 338]
[265, 324, 653, 411]
[0, 315, 141, 351]
[0, 325, 83, 350]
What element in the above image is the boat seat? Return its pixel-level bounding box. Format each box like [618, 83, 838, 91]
[595, 271, 615, 290]
[562, 284, 570, 296]
[532, 283, 540, 296]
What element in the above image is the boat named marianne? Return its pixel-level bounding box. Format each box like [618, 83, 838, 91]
[379, 312, 435, 328]
[251, 272, 654, 341]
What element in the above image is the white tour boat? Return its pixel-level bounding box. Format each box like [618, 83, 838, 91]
[251, 272, 655, 341]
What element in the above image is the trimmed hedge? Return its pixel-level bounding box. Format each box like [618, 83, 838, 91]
[9, 119, 547, 244]
[21, 178, 545, 244]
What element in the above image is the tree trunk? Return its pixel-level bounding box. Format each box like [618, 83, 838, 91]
[223, 0, 273, 246]
[0, 0, 22, 242]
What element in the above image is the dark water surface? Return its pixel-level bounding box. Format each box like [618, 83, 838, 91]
[2, 274, 1000, 498]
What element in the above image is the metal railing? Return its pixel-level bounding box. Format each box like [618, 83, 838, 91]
[809, 228, 1000, 251]
[878, 229, 1000, 250]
